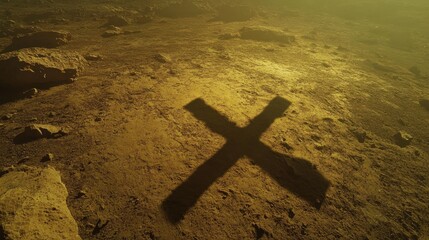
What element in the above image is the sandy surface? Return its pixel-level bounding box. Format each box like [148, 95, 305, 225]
[0, 1, 428, 239]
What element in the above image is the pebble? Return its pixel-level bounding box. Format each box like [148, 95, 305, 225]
[84, 54, 103, 61]
[394, 131, 413, 147]
[2, 113, 13, 120]
[321, 62, 331, 68]
[409, 66, 421, 77]
[76, 190, 87, 198]
[22, 88, 39, 98]
[352, 129, 367, 143]
[288, 209, 295, 219]
[314, 142, 325, 150]
[419, 99, 429, 112]
[18, 156, 30, 164]
[219, 33, 238, 40]
[300, 224, 308, 235]
[154, 53, 172, 63]
[102, 26, 124, 37]
[281, 138, 294, 150]
[41, 153, 55, 162]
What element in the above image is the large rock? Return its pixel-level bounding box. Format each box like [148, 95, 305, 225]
[0, 48, 86, 89]
[6, 30, 71, 51]
[239, 26, 296, 44]
[14, 124, 70, 144]
[0, 165, 81, 240]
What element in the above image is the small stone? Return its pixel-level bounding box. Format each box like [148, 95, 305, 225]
[314, 142, 325, 150]
[76, 190, 87, 198]
[51, 18, 69, 25]
[419, 99, 429, 112]
[281, 139, 294, 151]
[84, 54, 103, 61]
[397, 119, 406, 126]
[48, 112, 56, 117]
[22, 88, 39, 98]
[394, 131, 413, 147]
[102, 27, 124, 38]
[105, 25, 118, 31]
[409, 66, 421, 77]
[86, 222, 95, 229]
[288, 209, 295, 219]
[352, 129, 367, 143]
[2, 113, 13, 120]
[321, 62, 331, 68]
[154, 53, 171, 63]
[18, 156, 30, 164]
[252, 223, 271, 239]
[6, 20, 16, 27]
[300, 224, 308, 235]
[315, 198, 322, 208]
[219, 33, 238, 40]
[41, 153, 54, 162]
[414, 150, 421, 157]
[92, 218, 110, 235]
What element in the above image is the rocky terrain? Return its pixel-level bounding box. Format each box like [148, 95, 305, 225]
[0, 0, 428, 239]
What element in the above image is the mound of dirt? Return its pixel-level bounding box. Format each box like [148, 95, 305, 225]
[239, 26, 296, 43]
[0, 47, 86, 89]
[213, 5, 256, 22]
[6, 30, 71, 51]
[157, 0, 207, 18]
[0, 165, 81, 240]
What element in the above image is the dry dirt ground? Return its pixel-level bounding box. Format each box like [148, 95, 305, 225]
[0, 1, 429, 239]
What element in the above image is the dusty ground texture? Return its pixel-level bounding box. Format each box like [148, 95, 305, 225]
[0, 0, 428, 239]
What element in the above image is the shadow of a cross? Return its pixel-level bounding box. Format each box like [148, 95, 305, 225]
[162, 97, 330, 223]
